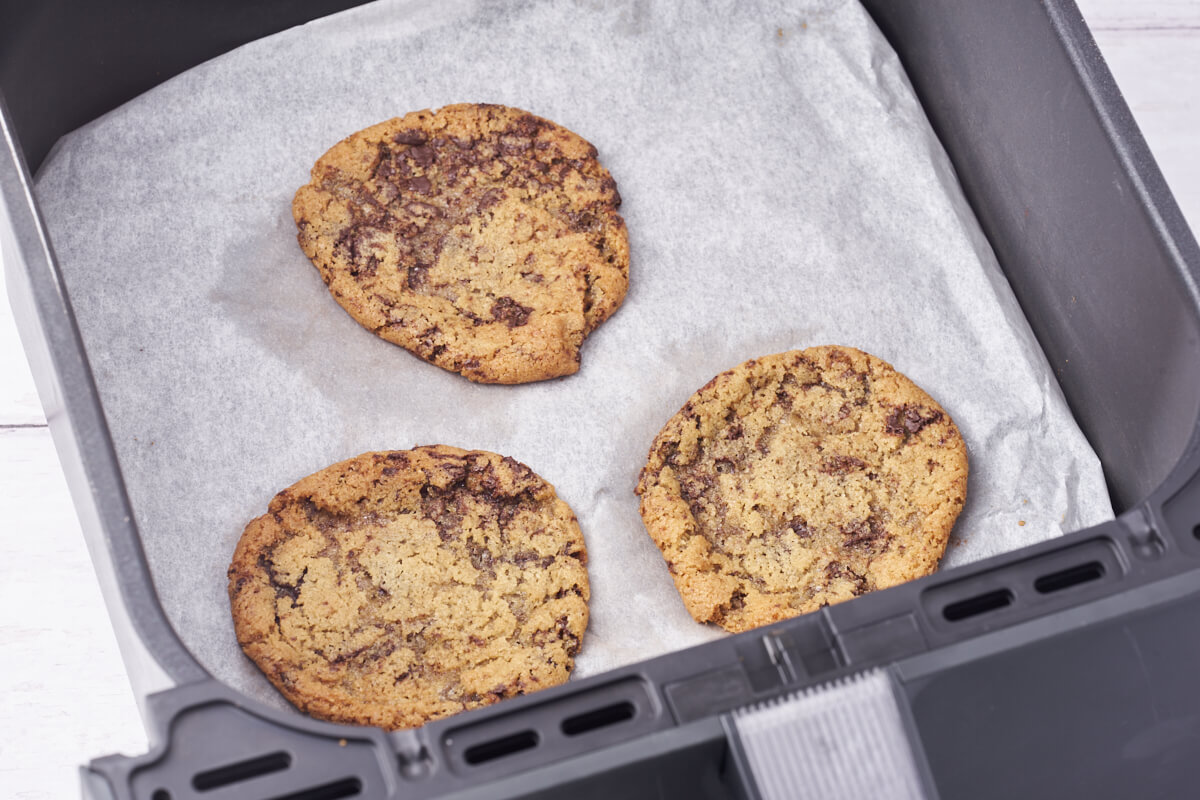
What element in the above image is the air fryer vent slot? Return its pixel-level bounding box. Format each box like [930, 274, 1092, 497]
[192, 751, 291, 791]
[464, 730, 539, 765]
[942, 588, 1013, 621]
[561, 701, 636, 736]
[1034, 561, 1105, 594]
[267, 778, 362, 800]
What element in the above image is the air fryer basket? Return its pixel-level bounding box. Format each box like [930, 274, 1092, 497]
[3, 1, 1200, 798]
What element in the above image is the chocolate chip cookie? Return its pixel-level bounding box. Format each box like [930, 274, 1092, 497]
[228, 446, 590, 729]
[635, 346, 968, 633]
[292, 104, 629, 384]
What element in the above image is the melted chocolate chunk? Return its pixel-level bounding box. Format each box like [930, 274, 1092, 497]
[477, 188, 504, 210]
[467, 540, 495, 574]
[420, 485, 465, 542]
[301, 499, 355, 533]
[393, 129, 428, 146]
[408, 145, 436, 167]
[405, 176, 432, 195]
[490, 296, 533, 327]
[508, 114, 542, 138]
[512, 550, 556, 569]
[884, 404, 944, 438]
[407, 265, 429, 290]
[678, 472, 715, 503]
[554, 615, 581, 656]
[788, 518, 812, 538]
[841, 517, 889, 551]
[259, 555, 305, 604]
[566, 209, 598, 232]
[820, 455, 867, 476]
[824, 561, 868, 595]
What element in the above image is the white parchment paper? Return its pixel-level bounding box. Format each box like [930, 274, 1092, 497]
[35, 0, 1113, 713]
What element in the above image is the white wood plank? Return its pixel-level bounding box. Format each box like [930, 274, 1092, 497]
[0, 279, 45, 425]
[1078, 0, 1200, 29]
[1078, 0, 1200, 234]
[0, 427, 146, 798]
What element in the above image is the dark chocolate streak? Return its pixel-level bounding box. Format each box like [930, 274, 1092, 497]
[884, 404, 944, 439]
[825, 561, 868, 595]
[841, 516, 891, 552]
[820, 454, 866, 475]
[490, 296, 533, 327]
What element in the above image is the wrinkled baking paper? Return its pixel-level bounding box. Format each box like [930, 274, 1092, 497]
[36, 0, 1113, 713]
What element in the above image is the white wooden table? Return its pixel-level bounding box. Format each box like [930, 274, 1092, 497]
[1, 2, 1197, 795]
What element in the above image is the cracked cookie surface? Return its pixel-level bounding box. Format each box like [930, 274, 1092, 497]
[228, 446, 590, 729]
[292, 103, 629, 384]
[635, 346, 967, 634]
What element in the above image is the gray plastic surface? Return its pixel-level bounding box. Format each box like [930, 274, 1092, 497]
[865, 0, 1200, 510]
[3, 0, 1200, 798]
[733, 670, 934, 800]
[901, 554, 1200, 799]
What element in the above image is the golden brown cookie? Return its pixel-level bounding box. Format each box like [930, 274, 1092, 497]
[635, 346, 967, 634]
[292, 103, 629, 384]
[228, 446, 590, 729]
